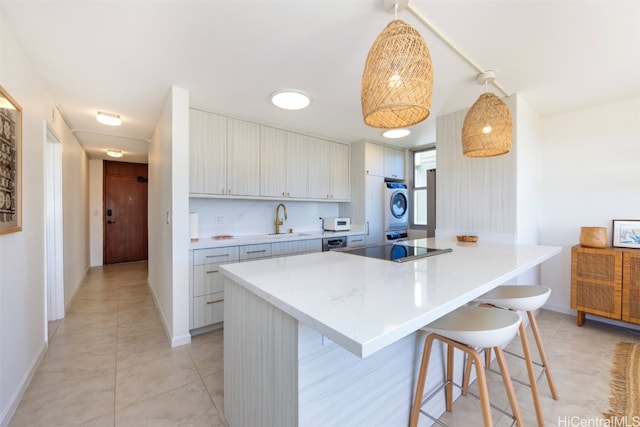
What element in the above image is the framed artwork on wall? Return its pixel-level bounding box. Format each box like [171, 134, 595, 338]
[612, 220, 640, 249]
[0, 85, 22, 235]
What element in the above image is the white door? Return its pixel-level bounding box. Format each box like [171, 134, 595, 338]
[45, 127, 64, 321]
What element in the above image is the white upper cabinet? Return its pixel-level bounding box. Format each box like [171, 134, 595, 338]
[384, 146, 405, 180]
[365, 142, 384, 176]
[331, 142, 350, 200]
[189, 108, 348, 201]
[227, 118, 261, 196]
[286, 133, 310, 198]
[261, 127, 309, 198]
[189, 109, 227, 194]
[362, 142, 404, 180]
[189, 111, 260, 196]
[308, 137, 350, 201]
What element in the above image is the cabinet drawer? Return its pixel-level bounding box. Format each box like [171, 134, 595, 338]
[193, 294, 224, 328]
[271, 239, 322, 256]
[193, 264, 227, 297]
[347, 235, 366, 248]
[239, 243, 272, 261]
[194, 246, 239, 265]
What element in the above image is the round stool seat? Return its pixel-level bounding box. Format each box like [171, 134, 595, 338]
[476, 285, 551, 311]
[424, 306, 521, 348]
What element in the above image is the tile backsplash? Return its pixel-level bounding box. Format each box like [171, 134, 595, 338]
[189, 198, 341, 238]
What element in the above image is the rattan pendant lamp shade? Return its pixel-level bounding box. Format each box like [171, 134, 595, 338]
[462, 73, 513, 157]
[361, 19, 433, 128]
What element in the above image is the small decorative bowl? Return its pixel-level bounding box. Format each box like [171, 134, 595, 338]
[456, 235, 478, 243]
[579, 227, 607, 248]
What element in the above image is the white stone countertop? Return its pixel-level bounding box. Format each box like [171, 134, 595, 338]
[189, 226, 366, 250]
[219, 237, 561, 358]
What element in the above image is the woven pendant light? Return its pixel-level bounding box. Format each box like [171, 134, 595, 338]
[462, 72, 513, 157]
[361, 19, 433, 129]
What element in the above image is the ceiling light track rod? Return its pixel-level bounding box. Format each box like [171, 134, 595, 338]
[69, 128, 151, 143]
[406, 2, 511, 97]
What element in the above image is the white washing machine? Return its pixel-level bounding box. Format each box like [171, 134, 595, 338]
[384, 182, 408, 240]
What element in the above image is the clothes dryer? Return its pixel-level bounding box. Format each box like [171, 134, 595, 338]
[384, 182, 408, 240]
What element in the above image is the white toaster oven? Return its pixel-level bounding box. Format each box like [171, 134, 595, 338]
[323, 217, 351, 231]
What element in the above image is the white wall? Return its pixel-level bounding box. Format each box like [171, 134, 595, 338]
[0, 11, 49, 425]
[1, 12, 92, 424]
[148, 86, 191, 347]
[89, 159, 103, 266]
[435, 95, 518, 243]
[540, 96, 640, 313]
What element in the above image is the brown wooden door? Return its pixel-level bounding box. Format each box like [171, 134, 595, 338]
[104, 161, 148, 264]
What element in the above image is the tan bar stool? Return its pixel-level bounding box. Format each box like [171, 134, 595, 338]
[410, 305, 524, 427]
[471, 285, 559, 427]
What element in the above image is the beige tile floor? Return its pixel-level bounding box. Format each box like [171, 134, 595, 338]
[8, 260, 640, 426]
[10, 261, 225, 427]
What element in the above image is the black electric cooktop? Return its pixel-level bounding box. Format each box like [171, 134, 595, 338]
[341, 244, 452, 263]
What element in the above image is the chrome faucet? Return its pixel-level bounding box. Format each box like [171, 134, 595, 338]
[275, 203, 288, 234]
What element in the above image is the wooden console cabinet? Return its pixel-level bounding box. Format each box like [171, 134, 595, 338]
[571, 245, 640, 326]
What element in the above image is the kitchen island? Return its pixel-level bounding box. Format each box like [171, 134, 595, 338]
[219, 237, 561, 426]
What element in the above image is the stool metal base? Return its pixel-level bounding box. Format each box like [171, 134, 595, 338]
[417, 378, 518, 427]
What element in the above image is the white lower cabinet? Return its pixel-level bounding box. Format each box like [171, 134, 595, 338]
[191, 239, 322, 331]
[191, 247, 239, 330]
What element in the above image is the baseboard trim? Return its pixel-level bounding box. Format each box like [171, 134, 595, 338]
[0, 341, 47, 427]
[146, 278, 191, 348]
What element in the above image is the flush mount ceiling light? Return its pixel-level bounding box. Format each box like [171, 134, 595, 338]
[382, 129, 411, 139]
[461, 71, 513, 158]
[106, 149, 123, 158]
[270, 90, 312, 110]
[96, 111, 122, 126]
[361, 1, 433, 129]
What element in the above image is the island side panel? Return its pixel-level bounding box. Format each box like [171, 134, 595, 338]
[298, 325, 463, 426]
[224, 277, 298, 427]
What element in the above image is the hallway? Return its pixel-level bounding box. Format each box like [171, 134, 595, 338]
[10, 262, 225, 426]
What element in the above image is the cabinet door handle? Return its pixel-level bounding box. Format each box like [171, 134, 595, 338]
[246, 249, 267, 254]
[206, 269, 219, 274]
[206, 254, 230, 258]
[352, 239, 363, 243]
[206, 300, 218, 305]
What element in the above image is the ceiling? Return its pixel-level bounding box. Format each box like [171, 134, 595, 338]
[2, 1, 639, 163]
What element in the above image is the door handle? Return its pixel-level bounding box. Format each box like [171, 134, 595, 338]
[107, 220, 116, 224]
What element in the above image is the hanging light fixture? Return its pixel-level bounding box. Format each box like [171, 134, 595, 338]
[461, 71, 513, 157]
[361, 1, 433, 129]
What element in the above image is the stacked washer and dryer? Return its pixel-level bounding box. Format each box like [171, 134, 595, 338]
[384, 182, 409, 241]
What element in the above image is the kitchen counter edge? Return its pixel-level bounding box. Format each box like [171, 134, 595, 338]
[189, 227, 366, 250]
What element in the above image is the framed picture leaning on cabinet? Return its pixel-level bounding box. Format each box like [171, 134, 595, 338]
[612, 219, 640, 249]
[0, 85, 22, 235]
